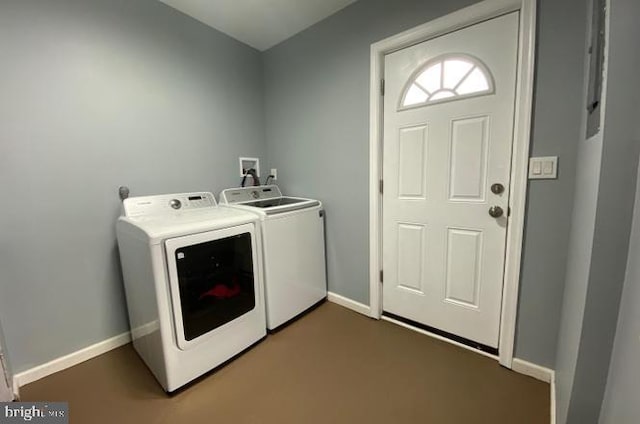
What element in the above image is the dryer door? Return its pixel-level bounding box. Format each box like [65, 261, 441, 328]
[165, 223, 259, 350]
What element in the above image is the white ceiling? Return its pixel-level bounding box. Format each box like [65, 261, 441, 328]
[159, 0, 357, 51]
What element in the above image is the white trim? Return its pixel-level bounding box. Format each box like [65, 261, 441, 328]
[511, 358, 555, 383]
[551, 373, 556, 424]
[12, 378, 20, 400]
[498, 0, 537, 369]
[0, 355, 12, 402]
[368, 33, 383, 319]
[368, 0, 537, 368]
[13, 331, 131, 389]
[327, 292, 372, 316]
[381, 315, 499, 361]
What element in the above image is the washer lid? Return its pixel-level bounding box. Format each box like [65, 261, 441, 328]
[242, 197, 320, 215]
[219, 185, 321, 214]
[242, 197, 312, 208]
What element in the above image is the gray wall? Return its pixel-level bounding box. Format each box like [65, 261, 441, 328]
[600, 158, 640, 424]
[514, 0, 588, 366]
[554, 1, 603, 420]
[555, 0, 640, 421]
[554, 129, 603, 423]
[263, 0, 588, 367]
[565, 0, 640, 420]
[0, 0, 265, 372]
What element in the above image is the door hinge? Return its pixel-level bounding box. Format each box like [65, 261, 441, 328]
[379, 179, 383, 194]
[379, 270, 384, 283]
[380, 79, 385, 96]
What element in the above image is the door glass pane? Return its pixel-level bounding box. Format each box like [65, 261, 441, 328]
[174, 233, 255, 341]
[456, 68, 490, 94]
[404, 84, 429, 106]
[416, 62, 442, 93]
[443, 59, 473, 89]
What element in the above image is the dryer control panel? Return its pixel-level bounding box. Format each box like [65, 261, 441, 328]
[123, 192, 217, 217]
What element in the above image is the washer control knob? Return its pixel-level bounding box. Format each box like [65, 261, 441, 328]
[169, 199, 182, 210]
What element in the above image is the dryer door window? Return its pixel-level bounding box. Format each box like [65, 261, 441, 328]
[167, 230, 257, 345]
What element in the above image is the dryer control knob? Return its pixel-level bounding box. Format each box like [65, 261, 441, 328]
[169, 199, 182, 210]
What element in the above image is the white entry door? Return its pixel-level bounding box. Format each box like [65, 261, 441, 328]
[382, 12, 519, 349]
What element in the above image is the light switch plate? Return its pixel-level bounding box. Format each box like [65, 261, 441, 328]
[529, 156, 558, 179]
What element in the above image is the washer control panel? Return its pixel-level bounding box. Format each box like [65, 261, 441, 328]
[123, 192, 216, 217]
[220, 185, 283, 204]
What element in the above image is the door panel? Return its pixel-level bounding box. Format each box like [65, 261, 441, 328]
[444, 227, 482, 308]
[397, 223, 426, 293]
[382, 12, 519, 348]
[398, 125, 429, 199]
[449, 116, 489, 201]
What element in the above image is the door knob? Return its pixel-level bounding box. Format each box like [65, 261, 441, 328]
[488, 206, 504, 218]
[491, 183, 505, 194]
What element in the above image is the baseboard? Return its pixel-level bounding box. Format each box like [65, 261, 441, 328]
[327, 292, 372, 317]
[12, 378, 20, 400]
[512, 356, 557, 423]
[13, 331, 131, 389]
[511, 358, 555, 383]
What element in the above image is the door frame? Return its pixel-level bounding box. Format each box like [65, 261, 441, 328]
[368, 0, 536, 368]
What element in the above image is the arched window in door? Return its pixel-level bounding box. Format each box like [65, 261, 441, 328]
[400, 54, 495, 109]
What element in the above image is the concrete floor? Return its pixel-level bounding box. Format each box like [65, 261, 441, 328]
[21, 303, 549, 423]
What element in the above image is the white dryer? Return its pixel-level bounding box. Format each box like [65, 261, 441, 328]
[219, 185, 327, 331]
[116, 192, 266, 392]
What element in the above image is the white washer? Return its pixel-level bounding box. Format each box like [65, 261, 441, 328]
[219, 185, 327, 331]
[116, 192, 266, 392]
